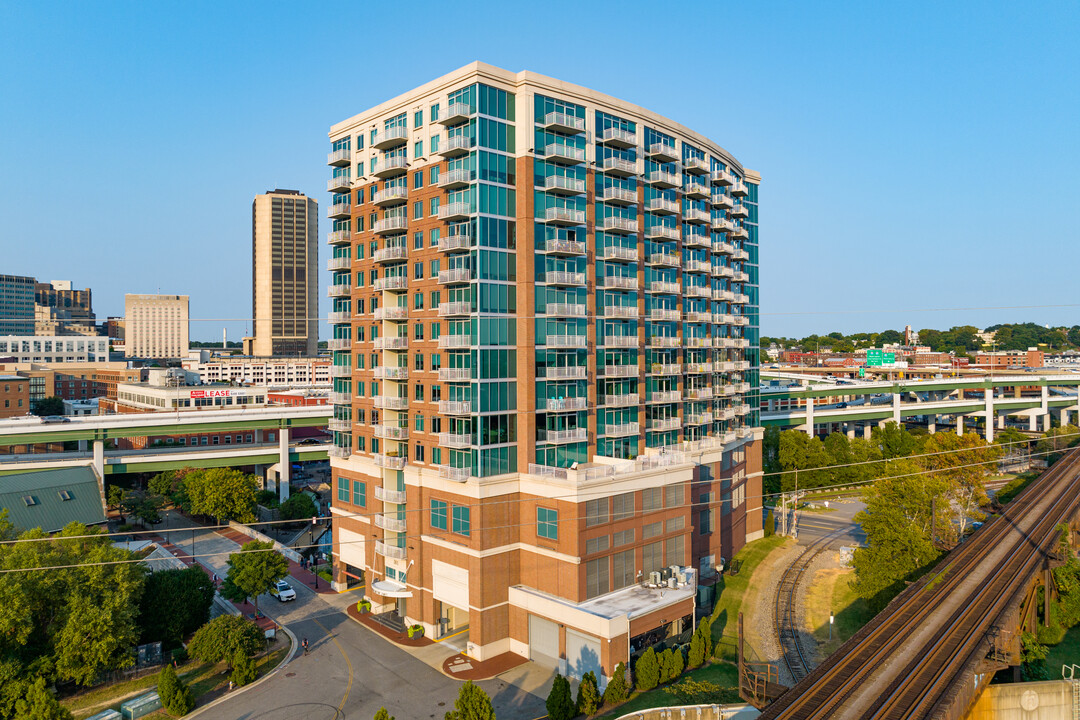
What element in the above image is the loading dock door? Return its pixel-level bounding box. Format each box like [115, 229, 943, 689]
[529, 615, 560, 669]
[565, 628, 602, 680]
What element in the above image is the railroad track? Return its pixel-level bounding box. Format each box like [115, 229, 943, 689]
[760, 447, 1080, 719]
[774, 526, 850, 684]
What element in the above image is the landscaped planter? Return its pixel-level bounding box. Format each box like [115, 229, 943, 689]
[407, 624, 424, 639]
[357, 600, 371, 614]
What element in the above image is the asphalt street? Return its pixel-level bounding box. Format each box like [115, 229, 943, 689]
[791, 497, 866, 548]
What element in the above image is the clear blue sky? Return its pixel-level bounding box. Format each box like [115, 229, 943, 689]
[1, 1, 1076, 340]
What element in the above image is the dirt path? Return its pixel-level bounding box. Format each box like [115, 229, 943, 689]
[742, 540, 803, 685]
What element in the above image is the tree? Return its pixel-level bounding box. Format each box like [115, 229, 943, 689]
[777, 431, 832, 489]
[183, 468, 258, 522]
[139, 566, 215, 648]
[917, 432, 998, 536]
[12, 677, 72, 720]
[602, 662, 629, 705]
[148, 470, 178, 500]
[157, 664, 193, 715]
[546, 673, 576, 720]
[187, 615, 264, 665]
[31, 396, 64, 417]
[107, 485, 125, 515]
[699, 616, 713, 660]
[230, 649, 257, 687]
[634, 647, 659, 691]
[688, 626, 706, 668]
[279, 493, 317, 522]
[576, 670, 600, 716]
[668, 647, 684, 681]
[1037, 424, 1080, 458]
[222, 540, 289, 611]
[374, 709, 396, 720]
[871, 421, 917, 460]
[443, 680, 495, 720]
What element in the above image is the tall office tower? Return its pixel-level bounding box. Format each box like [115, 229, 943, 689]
[34, 280, 96, 335]
[252, 189, 319, 357]
[0, 274, 36, 335]
[124, 294, 189, 358]
[326, 63, 761, 678]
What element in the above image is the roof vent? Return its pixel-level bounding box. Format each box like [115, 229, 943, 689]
[22, 495, 37, 507]
[58, 490, 74, 501]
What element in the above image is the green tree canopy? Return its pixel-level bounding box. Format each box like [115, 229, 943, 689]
[279, 493, 317, 521]
[183, 468, 258, 522]
[30, 396, 64, 417]
[443, 680, 495, 720]
[545, 674, 575, 720]
[187, 615, 264, 665]
[139, 566, 215, 648]
[222, 540, 290, 611]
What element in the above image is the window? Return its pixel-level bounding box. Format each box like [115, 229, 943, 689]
[430, 197, 440, 216]
[613, 548, 635, 590]
[352, 480, 366, 507]
[452, 505, 470, 536]
[414, 141, 423, 158]
[537, 507, 558, 539]
[337, 476, 349, 502]
[430, 134, 440, 153]
[414, 323, 424, 340]
[665, 535, 685, 566]
[430, 103, 440, 121]
[613, 492, 635, 521]
[431, 416, 442, 433]
[413, 171, 424, 189]
[642, 487, 662, 512]
[586, 535, 609, 554]
[586, 557, 609, 599]
[643, 521, 662, 539]
[414, 383, 425, 400]
[414, 262, 424, 280]
[431, 499, 448, 530]
[666, 516, 685, 533]
[431, 291, 440, 308]
[414, 292, 424, 309]
[614, 528, 635, 546]
[414, 353, 425, 371]
[413, 231, 423, 250]
[665, 485, 681, 508]
[413, 201, 423, 220]
[415, 444, 425, 462]
[430, 165, 440, 184]
[430, 227, 440, 246]
[414, 110, 423, 128]
[642, 541, 664, 576]
[585, 498, 609, 527]
[699, 509, 713, 535]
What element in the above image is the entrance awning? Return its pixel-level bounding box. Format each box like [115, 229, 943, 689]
[371, 579, 413, 598]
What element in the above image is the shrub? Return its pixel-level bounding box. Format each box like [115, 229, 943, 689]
[635, 647, 659, 692]
[764, 509, 775, 537]
[230, 650, 257, 687]
[188, 615, 263, 665]
[603, 661, 629, 705]
[444, 680, 495, 720]
[699, 617, 713, 659]
[279, 493, 317, 521]
[688, 629, 706, 669]
[374, 709, 395, 720]
[545, 673, 576, 720]
[255, 490, 280, 509]
[668, 646, 684, 680]
[357, 599, 371, 613]
[576, 670, 600, 715]
[157, 665, 180, 709]
[407, 624, 425, 639]
[663, 678, 740, 705]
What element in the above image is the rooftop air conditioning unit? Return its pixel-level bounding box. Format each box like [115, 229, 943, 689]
[648, 571, 662, 587]
[667, 577, 678, 589]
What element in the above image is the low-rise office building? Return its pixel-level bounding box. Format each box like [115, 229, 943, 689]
[0, 375, 29, 418]
[0, 336, 109, 364]
[181, 357, 331, 386]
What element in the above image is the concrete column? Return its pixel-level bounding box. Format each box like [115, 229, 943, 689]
[998, 413, 1005, 430]
[877, 419, 886, 430]
[927, 414, 936, 434]
[846, 423, 855, 440]
[803, 397, 814, 436]
[279, 428, 291, 501]
[768, 399, 776, 412]
[78, 439, 87, 452]
[985, 388, 995, 443]
[1041, 385, 1049, 415]
[892, 392, 901, 425]
[92, 440, 104, 480]
[1029, 413, 1038, 432]
[863, 423, 872, 440]
[1060, 409, 1069, 427]
[956, 415, 964, 436]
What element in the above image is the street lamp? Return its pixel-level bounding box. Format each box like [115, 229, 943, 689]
[311, 516, 319, 590]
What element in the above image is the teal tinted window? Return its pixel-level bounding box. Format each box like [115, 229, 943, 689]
[537, 507, 558, 539]
[452, 505, 470, 536]
[337, 477, 348, 502]
[431, 499, 447, 530]
[352, 481, 366, 507]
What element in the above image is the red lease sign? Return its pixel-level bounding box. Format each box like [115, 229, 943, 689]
[190, 389, 231, 399]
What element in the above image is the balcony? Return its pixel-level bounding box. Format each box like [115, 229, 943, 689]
[439, 432, 473, 449]
[374, 245, 407, 263]
[374, 216, 408, 235]
[438, 334, 473, 349]
[438, 134, 474, 158]
[327, 229, 351, 245]
[650, 335, 680, 347]
[601, 364, 638, 377]
[602, 157, 636, 177]
[438, 301, 472, 317]
[647, 252, 680, 268]
[374, 366, 408, 380]
[712, 217, 736, 233]
[685, 285, 711, 298]
[438, 202, 472, 221]
[374, 396, 409, 410]
[328, 311, 351, 324]
[328, 175, 353, 193]
[438, 268, 473, 285]
[602, 392, 640, 407]
[603, 422, 640, 437]
[328, 148, 351, 166]
[542, 111, 585, 134]
[718, 408, 736, 421]
[329, 391, 351, 405]
[373, 276, 408, 292]
[734, 360, 751, 370]
[327, 284, 351, 298]
[438, 367, 472, 382]
[711, 169, 735, 186]
[601, 127, 637, 147]
[646, 280, 680, 295]
[716, 290, 736, 303]
[646, 225, 680, 242]
[545, 270, 586, 286]
[545, 175, 586, 195]
[374, 306, 409, 321]
[684, 157, 710, 175]
[731, 181, 748, 196]
[601, 216, 638, 234]
[649, 391, 682, 404]
[603, 305, 639, 319]
[601, 245, 638, 262]
[685, 336, 711, 348]
[328, 418, 351, 432]
[714, 312, 735, 324]
[439, 102, 474, 125]
[646, 171, 680, 188]
[684, 259, 711, 274]
[649, 417, 682, 431]
[732, 293, 750, 305]
[713, 240, 736, 255]
[330, 365, 351, 378]
[734, 315, 750, 326]
[650, 362, 682, 374]
[372, 126, 408, 149]
[544, 238, 586, 255]
[439, 466, 470, 482]
[545, 396, 588, 412]
[546, 366, 587, 380]
[730, 204, 749, 218]
[685, 387, 714, 400]
[545, 207, 586, 226]
[686, 413, 713, 425]
[439, 400, 473, 415]
[685, 183, 710, 199]
[603, 334, 638, 348]
[647, 143, 679, 163]
[328, 446, 350, 458]
[712, 193, 734, 210]
[733, 248, 750, 260]
[374, 424, 408, 440]
[438, 168, 473, 189]
[373, 156, 408, 178]
[648, 198, 678, 215]
[544, 144, 586, 165]
[328, 202, 352, 219]
[716, 361, 735, 372]
[540, 427, 588, 444]
[546, 302, 587, 317]
[733, 270, 750, 283]
[438, 232, 472, 252]
[373, 186, 409, 206]
[684, 207, 710, 224]
[375, 485, 407, 503]
[375, 540, 407, 560]
[327, 256, 352, 272]
[601, 186, 637, 205]
[374, 514, 406, 533]
[373, 336, 408, 351]
[684, 232, 710, 249]
[543, 334, 587, 349]
[601, 275, 638, 290]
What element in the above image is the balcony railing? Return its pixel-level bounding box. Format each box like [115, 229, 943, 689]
[374, 485, 407, 503]
[373, 336, 408, 350]
[330, 365, 352, 378]
[438, 334, 473, 349]
[601, 127, 636, 147]
[374, 306, 409, 321]
[714, 266, 735, 280]
[684, 259, 712, 273]
[439, 432, 473, 449]
[650, 308, 681, 322]
[545, 397, 588, 411]
[438, 168, 473, 189]
[329, 391, 351, 405]
[545, 302, 587, 317]
[684, 157, 710, 174]
[374, 366, 409, 380]
[328, 175, 353, 192]
[713, 240, 736, 255]
[650, 335, 680, 347]
[545, 270, 586, 286]
[603, 335, 638, 348]
[711, 169, 735, 186]
[544, 207, 585, 225]
[601, 275, 638, 290]
[328, 311, 351, 324]
[375, 540, 407, 560]
[601, 216, 638, 234]
[327, 256, 352, 271]
[438, 301, 472, 317]
[601, 364, 638, 377]
[685, 183, 710, 199]
[372, 126, 408, 149]
[374, 514, 406, 533]
[602, 157, 636, 176]
[545, 238, 586, 255]
[438, 368, 472, 382]
[603, 422, 640, 437]
[373, 186, 409, 206]
[327, 229, 351, 245]
[604, 305, 639, 319]
[545, 175, 586, 195]
[372, 156, 408, 178]
[327, 338, 351, 351]
[374, 424, 409, 440]
[546, 366, 587, 380]
[648, 391, 682, 404]
[542, 111, 585, 133]
[601, 186, 637, 205]
[602, 392, 640, 407]
[730, 204, 749, 217]
[327, 148, 351, 165]
[374, 396, 409, 410]
[685, 361, 713, 374]
[712, 193, 734, 209]
[543, 334, 587, 348]
[438, 202, 472, 221]
[685, 387, 714, 400]
[647, 171, 680, 188]
[374, 245, 407, 263]
[540, 427, 588, 444]
[646, 280, 680, 295]
[601, 245, 637, 262]
[439, 102, 474, 125]
[648, 198, 679, 215]
[686, 413, 713, 425]
[438, 232, 472, 252]
[328, 418, 351, 432]
[731, 181, 748, 196]
[650, 362, 682, 374]
[544, 144, 586, 164]
[327, 284, 351, 298]
[647, 143, 678, 162]
[328, 446, 351, 458]
[646, 225, 680, 242]
[328, 202, 352, 219]
[439, 400, 473, 415]
[439, 466, 470, 482]
[438, 134, 474, 157]
[685, 208, 710, 224]
[438, 268, 473, 285]
[649, 417, 682, 431]
[374, 216, 408, 234]
[685, 285, 711, 298]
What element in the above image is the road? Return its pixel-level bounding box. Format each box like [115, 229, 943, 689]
[790, 497, 865, 548]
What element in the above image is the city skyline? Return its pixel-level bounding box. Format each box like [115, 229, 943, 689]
[1, 1, 1076, 340]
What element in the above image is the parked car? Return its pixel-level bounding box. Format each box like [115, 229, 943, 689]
[271, 579, 296, 602]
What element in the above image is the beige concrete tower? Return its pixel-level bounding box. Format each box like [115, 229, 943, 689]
[252, 189, 319, 357]
[124, 294, 189, 358]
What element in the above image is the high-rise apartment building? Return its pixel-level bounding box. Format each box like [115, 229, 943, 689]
[0, 275, 36, 335]
[124, 294, 189, 358]
[326, 63, 761, 680]
[34, 280, 97, 336]
[252, 189, 319, 357]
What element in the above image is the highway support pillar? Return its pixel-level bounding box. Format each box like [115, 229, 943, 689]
[998, 413, 1006, 430]
[863, 423, 871, 440]
[892, 392, 901, 425]
[92, 440, 104, 481]
[985, 389, 995, 443]
[927, 414, 936, 434]
[78, 439, 87, 452]
[278, 427, 291, 502]
[803, 397, 814, 436]
[846, 423, 855, 440]
[1061, 409, 1070, 427]
[1029, 413, 1038, 432]
[956, 415, 964, 435]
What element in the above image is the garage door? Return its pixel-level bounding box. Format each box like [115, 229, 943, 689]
[565, 629, 602, 681]
[431, 559, 469, 609]
[529, 615, 560, 669]
[337, 528, 366, 571]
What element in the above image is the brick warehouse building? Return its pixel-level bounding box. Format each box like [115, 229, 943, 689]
[326, 63, 762, 681]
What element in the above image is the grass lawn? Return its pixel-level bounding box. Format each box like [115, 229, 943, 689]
[1045, 624, 1080, 678]
[593, 661, 739, 719]
[708, 534, 791, 660]
[805, 567, 874, 659]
